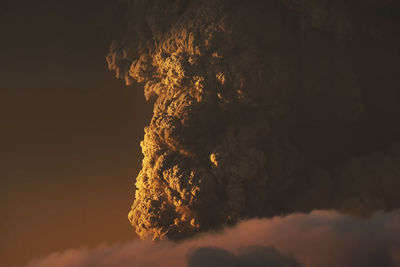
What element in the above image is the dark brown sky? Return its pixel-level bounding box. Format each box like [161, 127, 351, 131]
[0, 1, 152, 266]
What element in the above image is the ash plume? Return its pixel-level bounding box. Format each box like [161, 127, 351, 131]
[107, 0, 400, 240]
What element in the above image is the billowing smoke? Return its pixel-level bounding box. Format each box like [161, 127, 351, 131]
[107, 0, 400, 240]
[25, 211, 400, 267]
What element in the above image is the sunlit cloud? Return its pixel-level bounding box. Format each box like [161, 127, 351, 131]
[26, 210, 400, 267]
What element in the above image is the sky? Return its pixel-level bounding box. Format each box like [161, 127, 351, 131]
[1, 1, 400, 267]
[0, 1, 152, 266]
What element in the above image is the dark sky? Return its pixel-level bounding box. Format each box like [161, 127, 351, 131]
[0, 1, 152, 266]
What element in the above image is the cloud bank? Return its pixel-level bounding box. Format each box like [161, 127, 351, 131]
[26, 211, 400, 267]
[106, 0, 400, 240]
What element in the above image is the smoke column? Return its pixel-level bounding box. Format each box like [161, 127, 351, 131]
[107, 0, 400, 240]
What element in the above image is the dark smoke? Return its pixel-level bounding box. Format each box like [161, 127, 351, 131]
[107, 0, 400, 240]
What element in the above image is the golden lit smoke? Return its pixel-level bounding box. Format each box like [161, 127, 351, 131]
[107, 0, 400, 240]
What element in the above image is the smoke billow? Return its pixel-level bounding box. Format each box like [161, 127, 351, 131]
[107, 0, 400, 240]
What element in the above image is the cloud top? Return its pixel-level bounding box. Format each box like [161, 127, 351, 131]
[26, 210, 400, 267]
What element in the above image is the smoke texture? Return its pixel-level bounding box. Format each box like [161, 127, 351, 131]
[107, 0, 400, 240]
[25, 211, 400, 267]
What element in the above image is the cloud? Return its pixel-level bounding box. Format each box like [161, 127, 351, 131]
[106, 0, 400, 240]
[26, 210, 400, 267]
[187, 246, 303, 267]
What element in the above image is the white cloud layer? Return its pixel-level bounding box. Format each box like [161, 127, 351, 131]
[26, 210, 400, 267]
